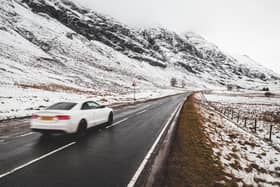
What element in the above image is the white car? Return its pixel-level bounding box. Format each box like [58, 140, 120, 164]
[30, 100, 113, 136]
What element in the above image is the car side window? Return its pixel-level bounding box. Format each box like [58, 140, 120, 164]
[81, 101, 100, 110]
[81, 102, 91, 110]
[87, 101, 100, 109]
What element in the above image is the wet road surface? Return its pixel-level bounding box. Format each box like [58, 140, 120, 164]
[0, 94, 188, 187]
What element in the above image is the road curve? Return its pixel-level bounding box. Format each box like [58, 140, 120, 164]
[0, 94, 188, 187]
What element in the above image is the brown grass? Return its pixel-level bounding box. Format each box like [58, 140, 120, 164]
[15, 83, 110, 96]
[165, 94, 237, 187]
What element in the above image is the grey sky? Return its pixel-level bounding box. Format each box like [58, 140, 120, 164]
[76, 0, 280, 73]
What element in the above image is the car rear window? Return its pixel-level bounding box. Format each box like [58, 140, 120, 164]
[46, 102, 77, 110]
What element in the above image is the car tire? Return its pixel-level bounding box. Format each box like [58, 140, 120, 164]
[107, 112, 113, 126]
[76, 119, 87, 138]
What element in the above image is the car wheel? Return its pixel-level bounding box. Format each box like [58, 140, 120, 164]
[107, 112, 113, 126]
[76, 120, 87, 138]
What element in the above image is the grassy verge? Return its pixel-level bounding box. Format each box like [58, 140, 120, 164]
[165, 94, 230, 186]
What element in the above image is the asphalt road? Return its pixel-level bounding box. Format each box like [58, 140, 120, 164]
[0, 94, 187, 187]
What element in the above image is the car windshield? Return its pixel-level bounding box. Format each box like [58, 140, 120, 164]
[46, 102, 77, 110]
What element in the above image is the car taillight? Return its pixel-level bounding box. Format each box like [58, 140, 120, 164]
[32, 114, 39, 119]
[56, 115, 71, 120]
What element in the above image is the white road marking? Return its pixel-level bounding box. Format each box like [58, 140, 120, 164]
[141, 104, 151, 110]
[0, 142, 76, 179]
[136, 109, 147, 115]
[106, 104, 151, 129]
[106, 118, 129, 129]
[0, 135, 9, 139]
[127, 102, 183, 187]
[16, 132, 34, 138]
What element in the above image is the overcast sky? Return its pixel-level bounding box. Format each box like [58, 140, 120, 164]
[76, 0, 280, 73]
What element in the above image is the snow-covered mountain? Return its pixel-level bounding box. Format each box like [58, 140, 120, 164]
[1, 0, 279, 93]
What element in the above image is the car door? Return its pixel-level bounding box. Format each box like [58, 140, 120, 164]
[96, 104, 110, 124]
[81, 102, 95, 127]
[87, 101, 108, 126]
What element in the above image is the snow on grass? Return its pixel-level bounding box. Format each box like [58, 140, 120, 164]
[205, 91, 280, 105]
[0, 85, 86, 120]
[204, 91, 280, 149]
[199, 94, 280, 186]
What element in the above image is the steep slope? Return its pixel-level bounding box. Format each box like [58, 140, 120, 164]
[0, 0, 279, 94]
[0, 0, 203, 94]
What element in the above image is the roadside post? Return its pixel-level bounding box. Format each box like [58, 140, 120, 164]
[132, 80, 136, 103]
[269, 124, 273, 141]
[244, 117, 247, 127]
[254, 118, 257, 132]
[263, 113, 275, 141]
[237, 113, 240, 123]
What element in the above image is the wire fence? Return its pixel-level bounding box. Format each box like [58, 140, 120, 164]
[199, 93, 280, 151]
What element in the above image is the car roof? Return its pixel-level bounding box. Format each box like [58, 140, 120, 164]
[73, 99, 100, 104]
[52, 99, 98, 104]
[51, 98, 99, 104]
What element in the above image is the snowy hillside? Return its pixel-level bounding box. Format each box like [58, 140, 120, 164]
[1, 0, 279, 90]
[0, 0, 205, 91]
[0, 0, 279, 119]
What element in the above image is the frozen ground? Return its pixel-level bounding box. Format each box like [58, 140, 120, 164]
[197, 92, 280, 186]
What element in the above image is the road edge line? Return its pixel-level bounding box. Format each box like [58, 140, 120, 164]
[127, 101, 184, 187]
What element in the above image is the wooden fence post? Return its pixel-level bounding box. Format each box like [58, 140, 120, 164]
[237, 113, 240, 123]
[244, 117, 247, 127]
[254, 119, 257, 132]
[269, 124, 273, 141]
